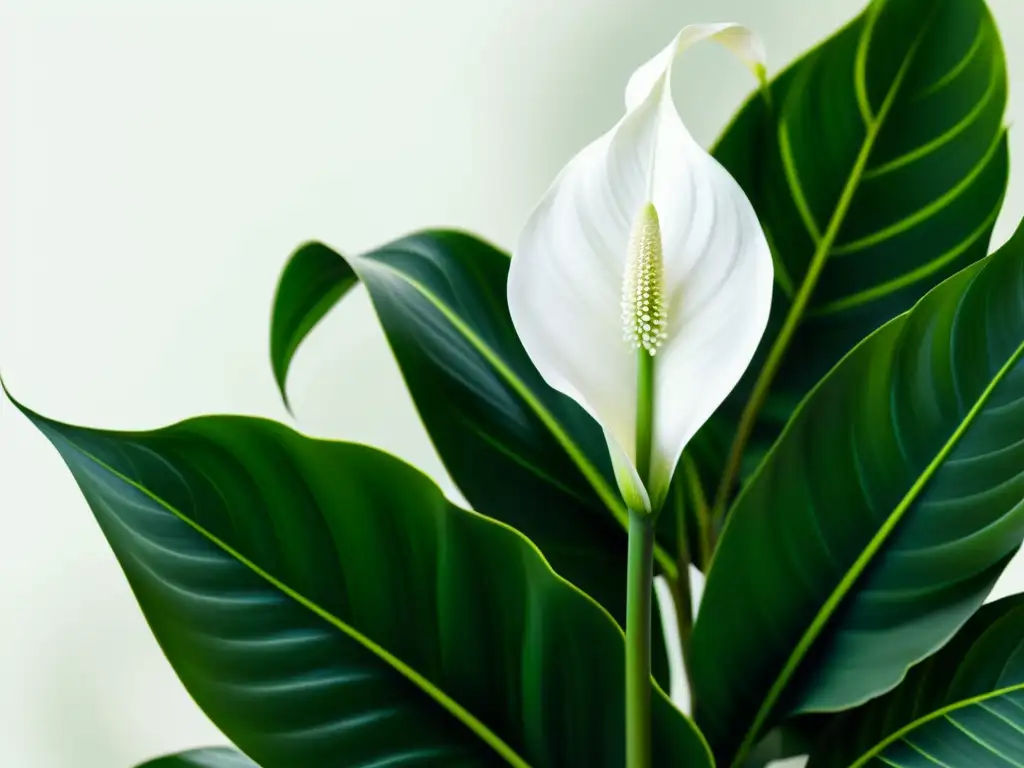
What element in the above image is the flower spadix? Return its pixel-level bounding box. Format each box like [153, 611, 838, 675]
[508, 24, 774, 514]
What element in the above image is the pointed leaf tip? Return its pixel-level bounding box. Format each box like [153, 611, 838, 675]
[269, 240, 359, 415]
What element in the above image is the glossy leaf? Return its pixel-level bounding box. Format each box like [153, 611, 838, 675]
[269, 234, 677, 674]
[691, 0, 1009, 494]
[691, 218, 1024, 765]
[809, 595, 1024, 768]
[269, 240, 358, 412]
[10, 398, 711, 768]
[137, 748, 258, 767]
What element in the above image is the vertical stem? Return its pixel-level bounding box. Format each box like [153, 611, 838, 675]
[635, 352, 655, 482]
[626, 509, 655, 768]
[627, 347, 655, 768]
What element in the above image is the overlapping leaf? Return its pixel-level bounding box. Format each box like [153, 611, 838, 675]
[11, 397, 710, 768]
[691, 218, 1024, 765]
[270, 234, 678, 675]
[809, 595, 1024, 768]
[690, 0, 1009, 494]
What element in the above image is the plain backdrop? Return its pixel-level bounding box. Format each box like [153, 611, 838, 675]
[2, 1, 1023, 766]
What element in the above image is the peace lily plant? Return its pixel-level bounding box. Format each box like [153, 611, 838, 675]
[5, 0, 1024, 767]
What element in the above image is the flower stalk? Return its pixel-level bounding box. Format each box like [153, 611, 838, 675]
[626, 508, 656, 768]
[624, 202, 663, 768]
[505, 22, 773, 767]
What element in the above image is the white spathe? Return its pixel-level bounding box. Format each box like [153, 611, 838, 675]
[508, 23, 774, 512]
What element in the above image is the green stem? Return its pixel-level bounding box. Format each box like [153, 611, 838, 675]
[635, 351, 655, 483]
[626, 510, 655, 768]
[626, 347, 656, 768]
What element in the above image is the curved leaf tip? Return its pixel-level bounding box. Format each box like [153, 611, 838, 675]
[269, 240, 358, 413]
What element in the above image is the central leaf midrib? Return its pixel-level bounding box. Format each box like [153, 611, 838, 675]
[62, 435, 535, 768]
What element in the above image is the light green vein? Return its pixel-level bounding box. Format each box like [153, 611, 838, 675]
[810, 197, 1002, 316]
[779, 109, 823, 244]
[765, 225, 796, 297]
[917, 19, 989, 99]
[976, 701, 1024, 735]
[900, 738, 955, 768]
[855, 0, 882, 125]
[831, 129, 1005, 256]
[864, 55, 1001, 180]
[944, 713, 1024, 767]
[846, 684, 1024, 768]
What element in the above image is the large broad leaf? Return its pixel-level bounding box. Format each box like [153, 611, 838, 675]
[270, 234, 678, 666]
[137, 748, 258, 767]
[808, 595, 1024, 768]
[691, 0, 1009, 494]
[9, 397, 710, 768]
[691, 218, 1024, 765]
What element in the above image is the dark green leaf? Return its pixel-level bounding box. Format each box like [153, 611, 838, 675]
[137, 748, 257, 767]
[809, 595, 1024, 768]
[692, 0, 1009, 497]
[269, 241, 358, 412]
[691, 218, 1024, 765]
[269, 234, 678, 677]
[10, 397, 710, 768]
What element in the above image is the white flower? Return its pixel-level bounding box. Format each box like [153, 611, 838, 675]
[508, 24, 773, 514]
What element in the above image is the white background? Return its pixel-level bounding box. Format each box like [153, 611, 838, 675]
[1, 0, 1023, 765]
